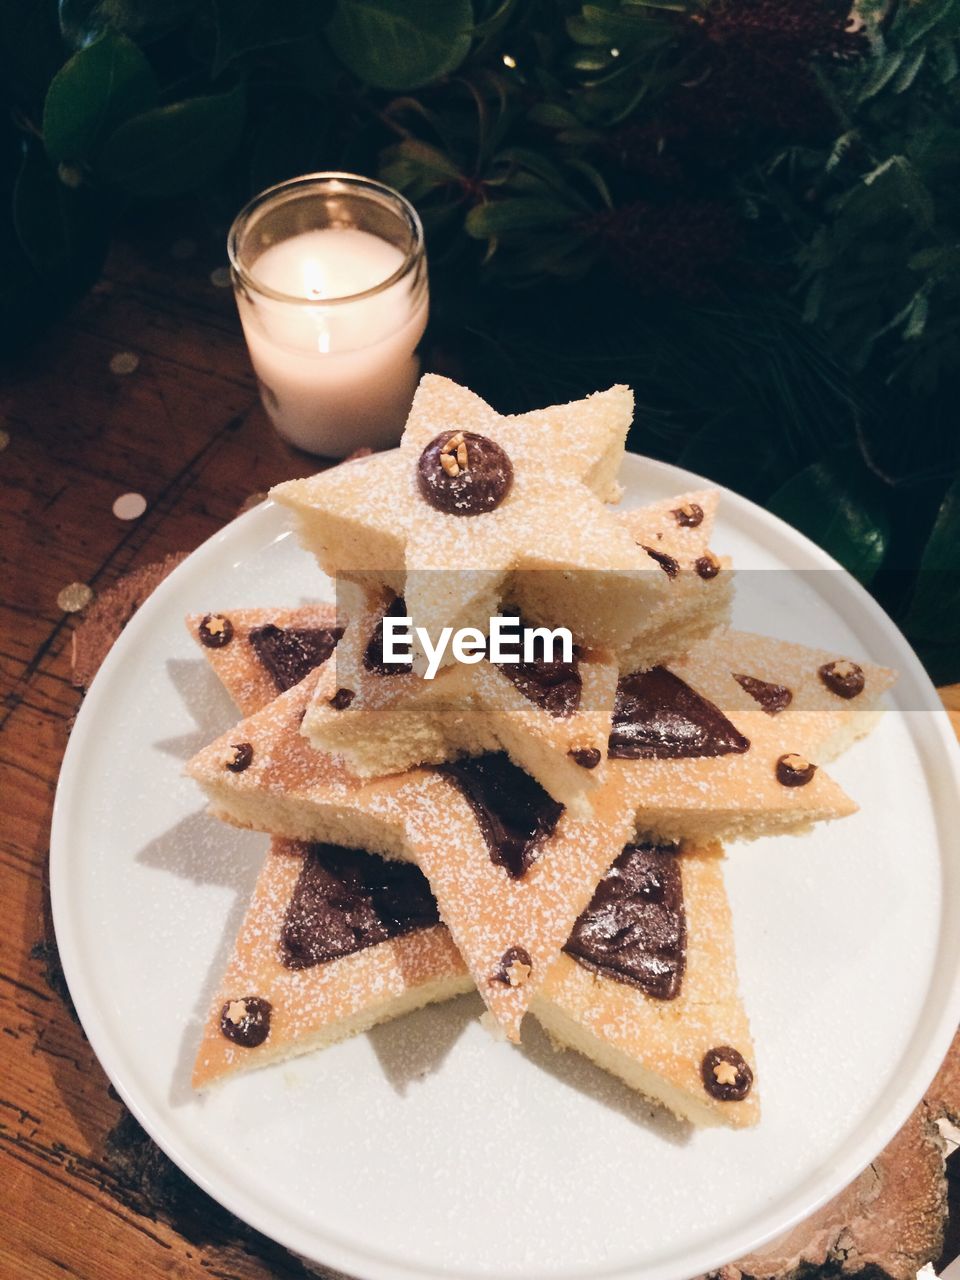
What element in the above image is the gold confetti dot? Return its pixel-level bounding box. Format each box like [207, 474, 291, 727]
[112, 492, 147, 520]
[209, 266, 231, 289]
[0, 428, 9, 452]
[109, 351, 139, 375]
[58, 582, 94, 613]
[58, 163, 83, 189]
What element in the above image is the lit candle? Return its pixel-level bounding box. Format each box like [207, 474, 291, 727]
[229, 175, 429, 457]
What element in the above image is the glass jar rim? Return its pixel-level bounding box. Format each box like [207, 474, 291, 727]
[228, 172, 425, 307]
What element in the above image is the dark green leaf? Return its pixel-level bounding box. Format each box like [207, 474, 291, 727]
[327, 0, 473, 91]
[911, 641, 960, 687]
[767, 453, 891, 586]
[98, 85, 245, 198]
[527, 103, 581, 129]
[903, 474, 960, 643]
[383, 137, 463, 183]
[12, 140, 108, 281]
[43, 31, 157, 163]
[59, 0, 199, 47]
[212, 0, 327, 77]
[859, 48, 906, 100]
[15, 141, 79, 272]
[465, 198, 577, 237]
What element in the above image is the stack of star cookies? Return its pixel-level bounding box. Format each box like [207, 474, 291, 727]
[185, 375, 895, 1129]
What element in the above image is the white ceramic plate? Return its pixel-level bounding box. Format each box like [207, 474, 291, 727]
[51, 453, 960, 1280]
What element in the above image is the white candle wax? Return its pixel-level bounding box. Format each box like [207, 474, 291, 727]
[236, 227, 428, 455]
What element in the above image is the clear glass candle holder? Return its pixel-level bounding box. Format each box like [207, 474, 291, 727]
[228, 172, 429, 457]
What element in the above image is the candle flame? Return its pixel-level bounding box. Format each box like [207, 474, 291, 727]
[302, 258, 327, 300]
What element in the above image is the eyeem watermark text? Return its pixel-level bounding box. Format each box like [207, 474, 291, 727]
[383, 614, 573, 680]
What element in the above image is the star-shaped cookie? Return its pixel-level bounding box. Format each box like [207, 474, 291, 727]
[186, 604, 343, 715]
[271, 375, 718, 654]
[194, 836, 758, 1126]
[611, 628, 896, 843]
[193, 618, 758, 1125]
[297, 489, 730, 812]
[185, 664, 636, 1042]
[615, 490, 733, 672]
[300, 581, 619, 816]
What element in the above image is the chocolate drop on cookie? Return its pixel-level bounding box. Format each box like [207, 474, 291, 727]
[417, 431, 513, 517]
[569, 747, 601, 769]
[248, 623, 343, 692]
[440, 752, 564, 879]
[280, 844, 439, 969]
[818, 659, 865, 700]
[199, 613, 233, 648]
[329, 687, 355, 710]
[642, 545, 679, 579]
[364, 595, 413, 674]
[672, 502, 704, 528]
[492, 945, 533, 987]
[608, 667, 750, 760]
[775, 753, 817, 787]
[701, 1046, 753, 1101]
[564, 843, 686, 999]
[225, 742, 253, 772]
[733, 672, 793, 715]
[220, 996, 272, 1048]
[695, 554, 720, 580]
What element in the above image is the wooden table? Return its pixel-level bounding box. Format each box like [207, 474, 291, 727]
[2, 226, 958, 1278]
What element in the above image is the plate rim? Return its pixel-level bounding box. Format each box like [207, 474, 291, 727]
[50, 449, 960, 1280]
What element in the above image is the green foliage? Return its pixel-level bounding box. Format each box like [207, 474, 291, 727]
[58, 0, 201, 47]
[768, 452, 891, 587]
[43, 30, 157, 163]
[904, 475, 960, 643]
[4, 139, 106, 350]
[3, 0, 960, 679]
[327, 0, 474, 90]
[98, 86, 246, 198]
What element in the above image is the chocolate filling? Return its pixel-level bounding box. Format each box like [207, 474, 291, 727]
[569, 747, 602, 769]
[695, 554, 720, 580]
[248, 623, 343, 693]
[417, 430, 513, 517]
[733, 672, 793, 715]
[329, 687, 355, 710]
[220, 996, 272, 1048]
[642, 545, 679, 579]
[494, 613, 582, 717]
[364, 595, 413, 675]
[564, 843, 686, 999]
[279, 844, 439, 970]
[439, 752, 564, 879]
[608, 667, 750, 760]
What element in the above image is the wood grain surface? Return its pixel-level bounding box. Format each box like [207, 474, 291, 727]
[1, 224, 958, 1279]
